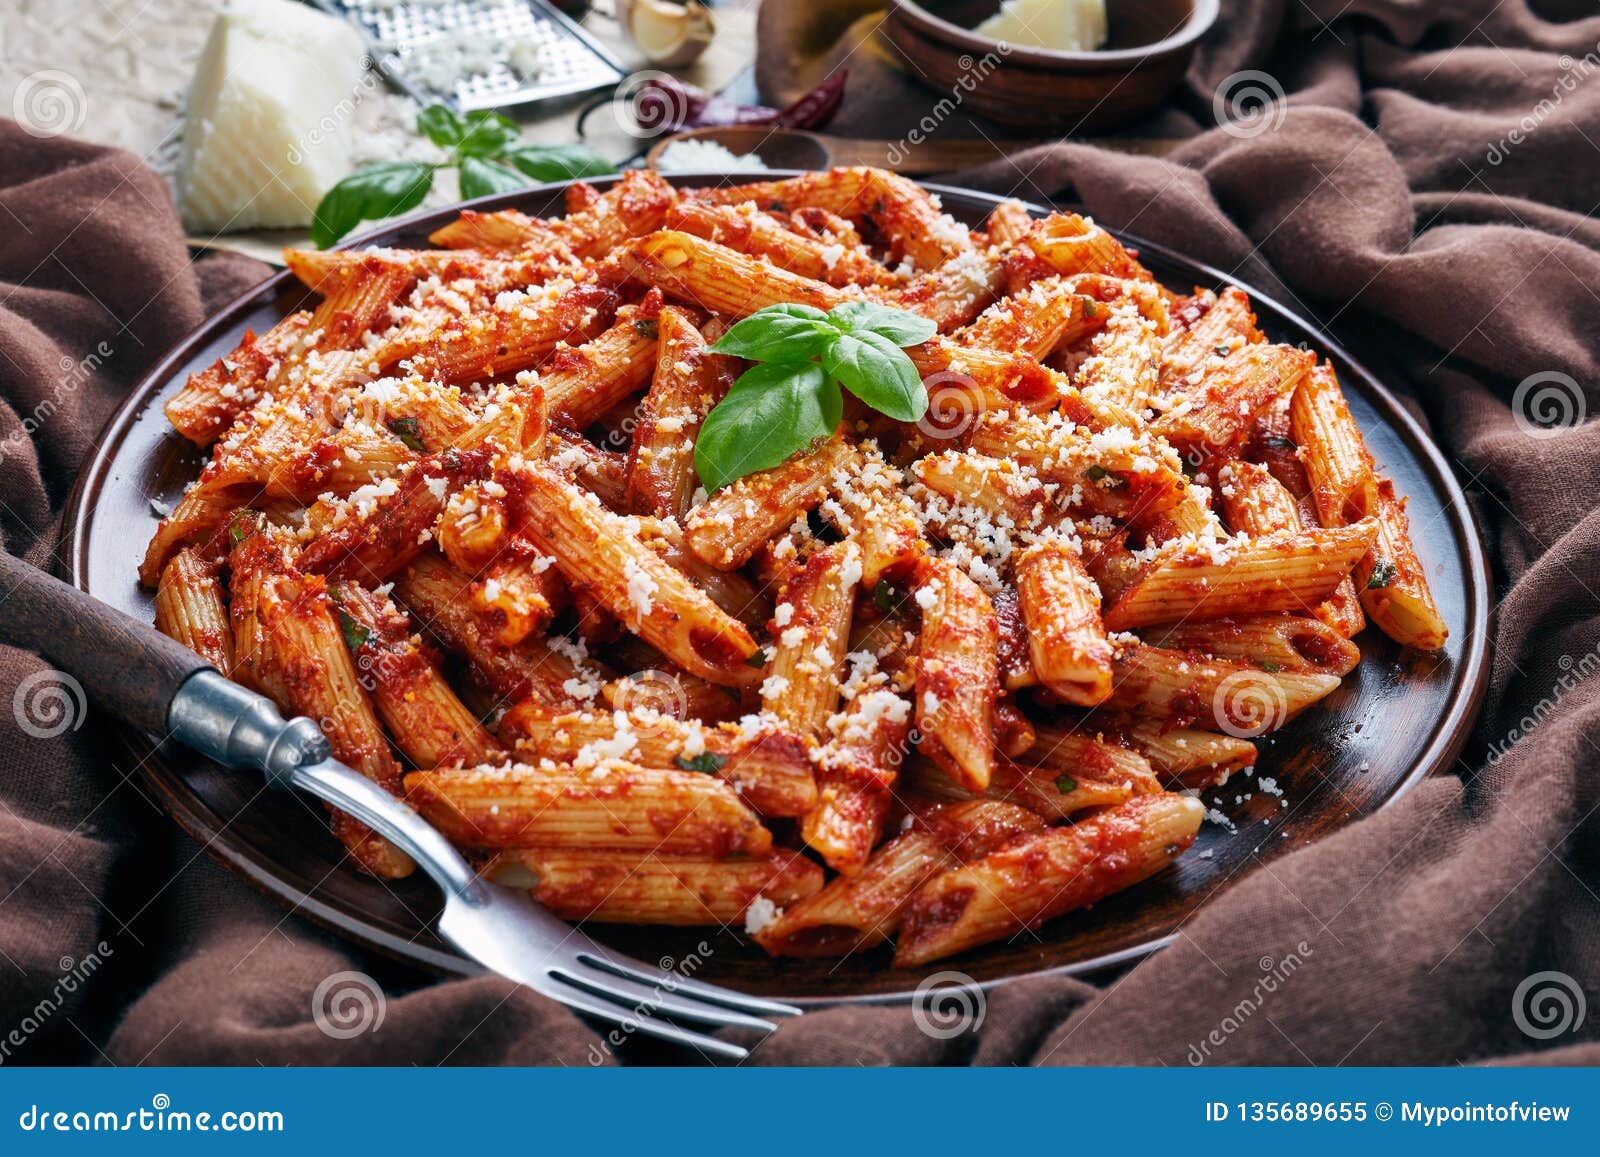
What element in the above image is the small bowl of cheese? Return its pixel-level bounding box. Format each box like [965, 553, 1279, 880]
[882, 0, 1219, 132]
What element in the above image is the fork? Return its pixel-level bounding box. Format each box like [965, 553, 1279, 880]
[0, 549, 799, 1059]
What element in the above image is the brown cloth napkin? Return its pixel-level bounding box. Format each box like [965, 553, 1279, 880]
[3, 0, 1600, 1066]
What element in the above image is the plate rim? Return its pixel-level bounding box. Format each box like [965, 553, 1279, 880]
[59, 172, 1492, 1005]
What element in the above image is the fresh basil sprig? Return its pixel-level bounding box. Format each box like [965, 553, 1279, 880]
[311, 105, 615, 249]
[694, 302, 937, 491]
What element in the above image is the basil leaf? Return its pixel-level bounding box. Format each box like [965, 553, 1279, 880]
[337, 608, 371, 653]
[826, 301, 936, 347]
[387, 417, 426, 452]
[416, 104, 466, 150]
[311, 161, 434, 248]
[227, 512, 257, 546]
[744, 648, 769, 669]
[1054, 773, 1078, 794]
[711, 304, 837, 362]
[693, 362, 840, 491]
[501, 143, 616, 181]
[456, 110, 521, 158]
[823, 329, 927, 422]
[873, 579, 897, 615]
[458, 156, 529, 200]
[1367, 559, 1397, 589]
[674, 752, 726, 774]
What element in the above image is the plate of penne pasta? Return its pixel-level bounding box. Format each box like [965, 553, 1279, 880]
[62, 168, 1489, 999]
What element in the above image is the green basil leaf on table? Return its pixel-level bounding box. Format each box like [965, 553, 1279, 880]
[501, 144, 617, 181]
[458, 156, 530, 200]
[416, 105, 467, 151]
[311, 161, 434, 249]
[455, 110, 522, 158]
[693, 362, 840, 492]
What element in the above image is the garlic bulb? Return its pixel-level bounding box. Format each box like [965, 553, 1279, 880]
[617, 0, 715, 69]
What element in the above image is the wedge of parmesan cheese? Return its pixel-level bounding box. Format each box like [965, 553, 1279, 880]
[178, 0, 366, 232]
[976, 0, 1108, 54]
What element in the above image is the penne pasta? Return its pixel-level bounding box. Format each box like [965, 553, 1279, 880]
[1145, 614, 1362, 677]
[913, 557, 999, 791]
[512, 462, 762, 686]
[624, 306, 732, 520]
[894, 793, 1205, 966]
[761, 543, 857, 735]
[683, 433, 850, 570]
[1015, 539, 1112, 705]
[1101, 520, 1380, 629]
[1154, 344, 1315, 460]
[1106, 641, 1343, 732]
[137, 166, 1450, 968]
[756, 799, 1041, 956]
[1291, 362, 1376, 527]
[259, 563, 414, 879]
[392, 551, 599, 707]
[1355, 480, 1448, 650]
[332, 581, 503, 769]
[667, 200, 898, 289]
[617, 230, 847, 317]
[484, 847, 823, 926]
[904, 755, 1140, 821]
[499, 700, 818, 818]
[1128, 721, 1258, 790]
[154, 547, 234, 675]
[404, 760, 772, 856]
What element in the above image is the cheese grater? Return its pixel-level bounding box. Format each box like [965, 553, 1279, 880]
[312, 0, 626, 113]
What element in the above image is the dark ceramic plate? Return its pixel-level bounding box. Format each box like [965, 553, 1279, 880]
[60, 174, 1490, 1002]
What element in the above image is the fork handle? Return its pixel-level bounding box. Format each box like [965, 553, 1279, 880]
[0, 548, 210, 733]
[166, 669, 486, 904]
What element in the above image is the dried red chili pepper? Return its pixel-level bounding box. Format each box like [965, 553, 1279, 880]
[629, 72, 848, 134]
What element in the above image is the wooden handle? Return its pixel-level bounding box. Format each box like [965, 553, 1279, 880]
[0, 550, 210, 733]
